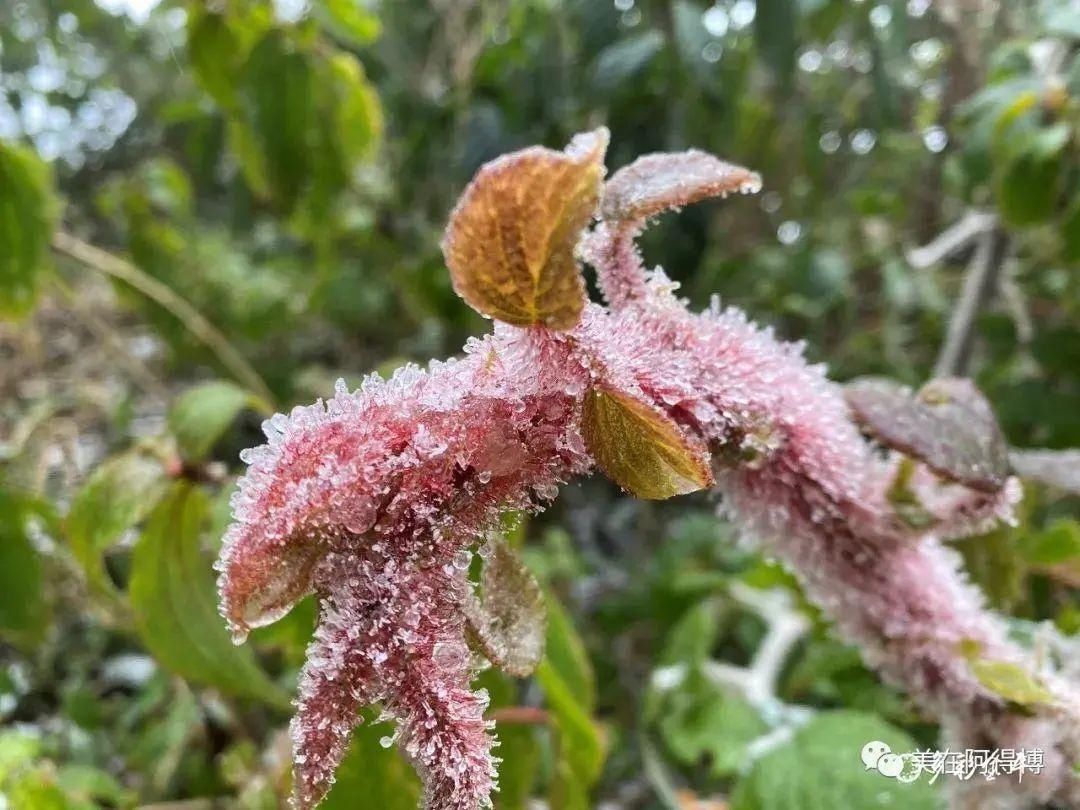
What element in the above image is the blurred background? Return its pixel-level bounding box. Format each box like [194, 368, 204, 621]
[1, 0, 1079, 807]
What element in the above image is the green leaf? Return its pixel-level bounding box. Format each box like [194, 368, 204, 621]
[731, 711, 944, 810]
[536, 593, 604, 810]
[168, 380, 258, 461]
[463, 540, 546, 677]
[0, 491, 47, 650]
[997, 152, 1062, 227]
[322, 710, 421, 810]
[128, 483, 289, 708]
[238, 32, 315, 209]
[494, 722, 539, 810]
[659, 674, 767, 778]
[325, 52, 383, 168]
[536, 658, 604, 810]
[476, 668, 539, 810]
[66, 451, 168, 600]
[970, 659, 1055, 707]
[958, 527, 1025, 611]
[0, 141, 56, 318]
[315, 0, 382, 46]
[542, 593, 595, 713]
[187, 11, 242, 108]
[56, 764, 133, 807]
[1020, 519, 1080, 566]
[0, 730, 41, 783]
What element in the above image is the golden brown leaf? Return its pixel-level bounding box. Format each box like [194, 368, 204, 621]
[582, 386, 713, 499]
[441, 128, 609, 330]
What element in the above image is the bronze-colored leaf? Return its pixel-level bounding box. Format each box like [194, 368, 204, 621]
[582, 386, 713, 499]
[845, 377, 1009, 493]
[463, 539, 546, 677]
[601, 150, 761, 221]
[441, 128, 608, 330]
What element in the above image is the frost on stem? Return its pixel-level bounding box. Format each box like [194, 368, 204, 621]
[217, 128, 1080, 809]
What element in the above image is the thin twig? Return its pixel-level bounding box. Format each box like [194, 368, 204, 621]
[933, 227, 1009, 378]
[51, 231, 275, 407]
[488, 706, 549, 726]
[49, 275, 168, 399]
[906, 209, 996, 270]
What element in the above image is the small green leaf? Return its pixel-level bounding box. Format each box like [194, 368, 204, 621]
[543, 593, 595, 713]
[886, 457, 937, 530]
[315, 0, 382, 46]
[536, 657, 604, 810]
[0, 491, 47, 650]
[997, 152, 1062, 227]
[731, 711, 943, 810]
[583, 387, 713, 500]
[0, 141, 56, 319]
[187, 11, 242, 108]
[659, 676, 767, 778]
[238, 32, 315, 208]
[476, 668, 539, 810]
[66, 451, 168, 600]
[322, 710, 421, 810]
[129, 483, 289, 707]
[1020, 519, 1080, 566]
[970, 659, 1055, 707]
[536, 593, 604, 810]
[168, 380, 258, 461]
[463, 540, 546, 677]
[325, 52, 383, 169]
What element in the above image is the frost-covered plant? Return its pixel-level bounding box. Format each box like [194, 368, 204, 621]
[216, 129, 1080, 810]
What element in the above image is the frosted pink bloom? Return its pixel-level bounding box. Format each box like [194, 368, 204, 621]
[217, 132, 1080, 809]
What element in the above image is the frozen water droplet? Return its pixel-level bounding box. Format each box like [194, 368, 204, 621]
[379, 735, 396, 748]
[453, 549, 473, 570]
[230, 628, 249, 645]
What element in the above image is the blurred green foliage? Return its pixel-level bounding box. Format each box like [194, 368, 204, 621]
[1, 0, 1080, 807]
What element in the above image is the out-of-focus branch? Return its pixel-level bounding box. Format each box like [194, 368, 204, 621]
[488, 706, 549, 726]
[906, 210, 996, 270]
[933, 226, 1009, 378]
[51, 231, 275, 408]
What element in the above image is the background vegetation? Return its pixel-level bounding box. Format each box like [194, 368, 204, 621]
[1, 0, 1079, 807]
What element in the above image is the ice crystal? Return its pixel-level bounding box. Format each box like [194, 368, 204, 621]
[217, 129, 1080, 809]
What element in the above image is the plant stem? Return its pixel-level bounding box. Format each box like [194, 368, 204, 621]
[934, 227, 1009, 378]
[51, 231, 275, 407]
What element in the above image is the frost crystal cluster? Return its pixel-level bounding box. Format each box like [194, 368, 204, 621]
[217, 129, 1080, 809]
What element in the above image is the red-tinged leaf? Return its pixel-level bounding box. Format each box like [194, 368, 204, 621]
[441, 128, 608, 330]
[601, 150, 761, 222]
[582, 386, 713, 499]
[845, 377, 1009, 493]
[217, 524, 325, 642]
[463, 540, 546, 677]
